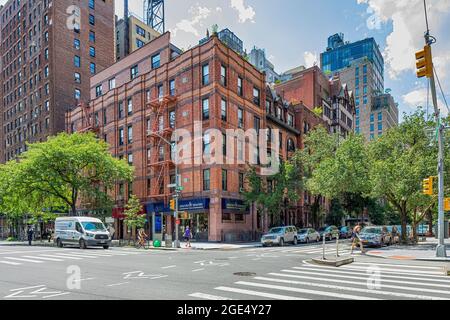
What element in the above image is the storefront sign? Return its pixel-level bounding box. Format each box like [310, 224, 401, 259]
[147, 198, 210, 214]
[222, 199, 249, 214]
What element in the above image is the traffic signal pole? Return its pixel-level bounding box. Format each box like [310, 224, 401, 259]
[419, 1, 446, 257]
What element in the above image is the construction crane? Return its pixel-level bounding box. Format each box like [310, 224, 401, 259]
[144, 0, 165, 34]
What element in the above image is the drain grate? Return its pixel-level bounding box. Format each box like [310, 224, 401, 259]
[234, 272, 256, 277]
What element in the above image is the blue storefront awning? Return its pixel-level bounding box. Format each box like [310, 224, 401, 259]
[222, 198, 250, 214]
[146, 198, 210, 214]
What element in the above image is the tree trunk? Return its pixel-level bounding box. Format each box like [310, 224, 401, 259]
[401, 209, 408, 244]
[427, 210, 433, 236]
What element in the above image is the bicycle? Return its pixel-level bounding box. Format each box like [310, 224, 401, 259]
[135, 237, 149, 249]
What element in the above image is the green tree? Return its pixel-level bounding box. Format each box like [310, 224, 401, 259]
[368, 111, 437, 242]
[123, 195, 146, 242]
[5, 132, 134, 216]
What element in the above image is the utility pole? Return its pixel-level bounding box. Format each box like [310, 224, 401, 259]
[416, 0, 446, 257]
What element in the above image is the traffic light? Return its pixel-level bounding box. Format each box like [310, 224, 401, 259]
[444, 198, 450, 212]
[415, 45, 433, 78]
[423, 177, 434, 196]
[169, 199, 176, 211]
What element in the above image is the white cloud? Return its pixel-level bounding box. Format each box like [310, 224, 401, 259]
[357, 0, 450, 81]
[230, 0, 256, 23]
[171, 6, 211, 37]
[402, 87, 448, 116]
[304, 51, 318, 68]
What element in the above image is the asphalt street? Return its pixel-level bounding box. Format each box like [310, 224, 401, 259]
[0, 241, 449, 300]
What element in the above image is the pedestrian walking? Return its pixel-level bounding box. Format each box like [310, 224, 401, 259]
[27, 226, 34, 246]
[183, 226, 192, 248]
[350, 224, 365, 254]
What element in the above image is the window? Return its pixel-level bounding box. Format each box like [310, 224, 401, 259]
[44, 66, 49, 77]
[169, 79, 175, 96]
[158, 84, 164, 98]
[136, 25, 145, 37]
[74, 55, 80, 68]
[127, 98, 133, 115]
[355, 97, 360, 106]
[222, 133, 227, 157]
[222, 169, 228, 191]
[118, 101, 124, 119]
[239, 173, 244, 191]
[237, 76, 243, 96]
[74, 38, 80, 50]
[235, 214, 244, 222]
[370, 123, 375, 132]
[222, 213, 231, 221]
[288, 114, 294, 127]
[363, 65, 367, 74]
[109, 78, 116, 90]
[203, 133, 211, 156]
[287, 139, 295, 152]
[202, 98, 209, 120]
[266, 100, 271, 113]
[74, 89, 81, 100]
[90, 62, 96, 75]
[89, 31, 95, 43]
[363, 96, 368, 105]
[136, 39, 144, 48]
[169, 110, 176, 129]
[89, 46, 95, 57]
[130, 65, 138, 79]
[118, 128, 124, 146]
[151, 54, 160, 69]
[370, 114, 374, 123]
[127, 125, 133, 144]
[89, 0, 95, 9]
[128, 153, 133, 165]
[220, 65, 227, 86]
[95, 85, 102, 97]
[44, 48, 49, 60]
[202, 64, 209, 85]
[253, 87, 260, 106]
[221, 99, 227, 121]
[277, 107, 282, 120]
[74, 72, 81, 83]
[254, 116, 260, 135]
[203, 169, 210, 191]
[238, 108, 244, 129]
[279, 132, 283, 150]
[378, 112, 382, 122]
[89, 14, 95, 26]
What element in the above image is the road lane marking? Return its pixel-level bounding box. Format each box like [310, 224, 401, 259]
[330, 265, 444, 276]
[43, 292, 71, 299]
[192, 268, 205, 272]
[161, 265, 176, 269]
[55, 253, 97, 259]
[106, 282, 130, 287]
[22, 256, 63, 262]
[72, 278, 95, 283]
[0, 260, 22, 265]
[5, 257, 44, 263]
[234, 281, 380, 300]
[215, 286, 307, 300]
[189, 293, 234, 300]
[10, 285, 45, 291]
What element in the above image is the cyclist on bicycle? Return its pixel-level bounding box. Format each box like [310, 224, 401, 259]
[137, 228, 148, 249]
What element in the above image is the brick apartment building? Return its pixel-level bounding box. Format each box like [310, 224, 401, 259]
[0, 0, 115, 163]
[66, 32, 326, 242]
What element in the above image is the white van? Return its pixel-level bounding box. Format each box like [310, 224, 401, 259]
[55, 217, 111, 249]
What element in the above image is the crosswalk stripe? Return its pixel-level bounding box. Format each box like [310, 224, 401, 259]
[297, 266, 450, 282]
[333, 265, 443, 276]
[65, 251, 115, 257]
[54, 253, 97, 259]
[257, 276, 447, 300]
[234, 281, 380, 300]
[281, 269, 450, 288]
[274, 271, 450, 297]
[22, 256, 63, 262]
[352, 262, 444, 270]
[40, 254, 82, 260]
[5, 257, 44, 263]
[189, 293, 234, 300]
[215, 286, 307, 300]
[0, 260, 22, 265]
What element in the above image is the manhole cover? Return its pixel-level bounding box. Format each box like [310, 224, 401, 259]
[234, 272, 256, 277]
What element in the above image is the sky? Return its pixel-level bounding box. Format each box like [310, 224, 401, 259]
[1, 0, 449, 119]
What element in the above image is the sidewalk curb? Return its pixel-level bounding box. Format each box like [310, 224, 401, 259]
[365, 251, 450, 262]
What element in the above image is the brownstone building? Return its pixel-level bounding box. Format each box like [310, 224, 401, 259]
[0, 0, 115, 163]
[66, 31, 327, 241]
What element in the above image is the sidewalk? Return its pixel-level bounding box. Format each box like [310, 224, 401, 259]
[366, 238, 450, 261]
[0, 240, 262, 251]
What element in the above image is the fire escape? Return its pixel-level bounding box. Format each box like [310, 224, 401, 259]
[147, 94, 177, 205]
[73, 102, 100, 134]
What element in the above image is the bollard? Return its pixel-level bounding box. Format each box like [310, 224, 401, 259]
[322, 234, 326, 260]
[336, 235, 340, 258]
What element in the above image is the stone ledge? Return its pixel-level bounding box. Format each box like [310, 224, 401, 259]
[311, 257, 354, 267]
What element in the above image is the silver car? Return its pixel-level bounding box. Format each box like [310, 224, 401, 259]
[261, 226, 298, 247]
[297, 228, 320, 243]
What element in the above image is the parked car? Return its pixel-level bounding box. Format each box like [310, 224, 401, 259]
[318, 226, 339, 241]
[339, 226, 352, 239]
[55, 217, 111, 249]
[359, 226, 392, 247]
[297, 228, 320, 243]
[261, 226, 298, 247]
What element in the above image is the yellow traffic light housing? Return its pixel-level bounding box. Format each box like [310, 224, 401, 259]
[415, 45, 433, 78]
[169, 199, 176, 211]
[444, 198, 450, 212]
[423, 177, 434, 196]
